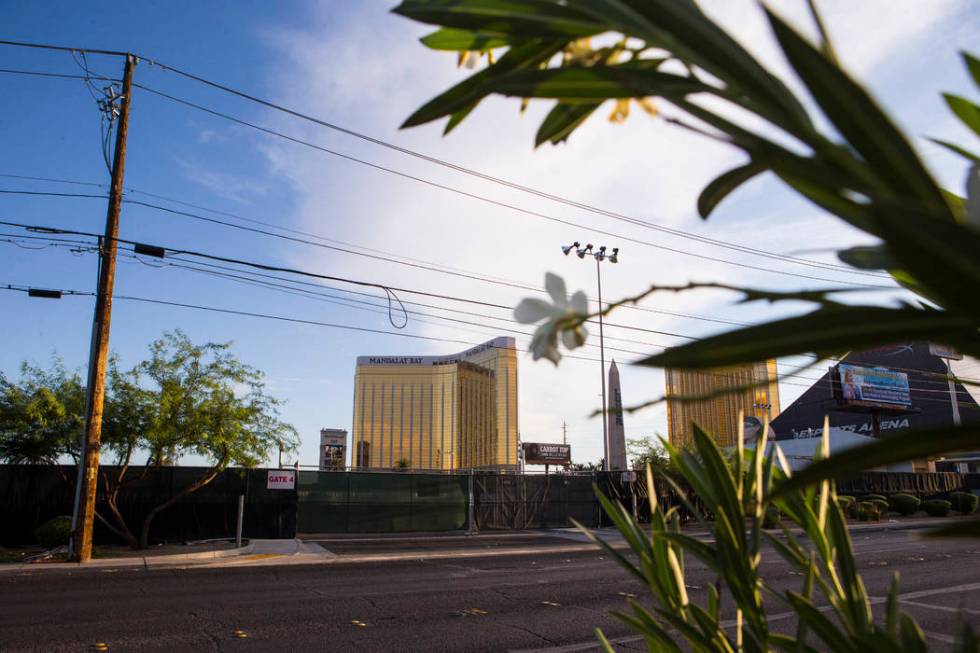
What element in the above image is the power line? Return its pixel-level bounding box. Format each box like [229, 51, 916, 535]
[0, 196, 724, 334]
[0, 46, 902, 285]
[0, 176, 740, 327]
[7, 282, 975, 403]
[128, 55, 891, 279]
[4, 219, 978, 390]
[131, 82, 896, 289]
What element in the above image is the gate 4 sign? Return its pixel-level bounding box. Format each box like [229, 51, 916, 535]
[267, 470, 296, 490]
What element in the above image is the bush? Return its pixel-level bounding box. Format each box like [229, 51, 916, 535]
[863, 494, 888, 503]
[922, 500, 952, 517]
[949, 491, 979, 515]
[763, 505, 781, 529]
[837, 495, 855, 509]
[869, 498, 890, 514]
[889, 493, 921, 517]
[855, 501, 880, 522]
[35, 515, 72, 549]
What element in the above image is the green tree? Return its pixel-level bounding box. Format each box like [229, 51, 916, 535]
[101, 331, 298, 548]
[0, 331, 298, 549]
[0, 360, 86, 465]
[626, 436, 669, 472]
[393, 0, 980, 496]
[570, 457, 603, 471]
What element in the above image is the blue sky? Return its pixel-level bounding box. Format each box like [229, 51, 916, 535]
[2, 1, 978, 467]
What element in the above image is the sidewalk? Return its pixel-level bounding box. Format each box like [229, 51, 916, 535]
[0, 516, 966, 574]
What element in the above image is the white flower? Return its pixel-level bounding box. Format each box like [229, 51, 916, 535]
[514, 272, 589, 364]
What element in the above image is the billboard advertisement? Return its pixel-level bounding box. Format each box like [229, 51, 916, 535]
[522, 442, 571, 466]
[835, 363, 911, 409]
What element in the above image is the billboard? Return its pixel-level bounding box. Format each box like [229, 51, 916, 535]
[522, 442, 571, 466]
[835, 363, 911, 409]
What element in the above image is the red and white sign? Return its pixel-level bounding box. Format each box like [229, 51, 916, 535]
[267, 470, 296, 490]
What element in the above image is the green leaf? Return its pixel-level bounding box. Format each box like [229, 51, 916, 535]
[401, 39, 565, 129]
[594, 627, 617, 653]
[836, 244, 896, 271]
[567, 0, 812, 135]
[885, 573, 900, 637]
[965, 52, 980, 89]
[928, 137, 980, 163]
[392, 0, 604, 38]
[697, 161, 765, 219]
[899, 614, 928, 653]
[765, 7, 947, 211]
[535, 101, 602, 146]
[420, 27, 509, 51]
[785, 592, 856, 653]
[486, 62, 714, 100]
[636, 305, 980, 370]
[443, 103, 478, 135]
[944, 93, 980, 137]
[865, 202, 980, 317]
[773, 423, 980, 498]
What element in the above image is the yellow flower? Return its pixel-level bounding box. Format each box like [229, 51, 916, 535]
[608, 98, 659, 124]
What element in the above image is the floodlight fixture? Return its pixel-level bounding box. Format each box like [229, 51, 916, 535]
[561, 241, 580, 256]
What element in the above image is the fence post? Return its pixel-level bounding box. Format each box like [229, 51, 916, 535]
[236, 494, 244, 548]
[467, 470, 475, 535]
[594, 471, 600, 528]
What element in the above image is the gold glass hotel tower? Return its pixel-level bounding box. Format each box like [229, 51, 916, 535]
[665, 360, 780, 448]
[352, 337, 519, 471]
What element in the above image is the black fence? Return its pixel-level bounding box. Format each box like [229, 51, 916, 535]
[0, 465, 296, 546]
[4, 465, 978, 544]
[474, 473, 598, 530]
[835, 471, 969, 498]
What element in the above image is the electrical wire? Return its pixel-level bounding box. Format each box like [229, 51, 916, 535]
[132, 82, 896, 289]
[3, 217, 978, 391]
[5, 281, 976, 405]
[0, 61, 869, 280]
[131, 56, 893, 279]
[0, 178, 746, 329]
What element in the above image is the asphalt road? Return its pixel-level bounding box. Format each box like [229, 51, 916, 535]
[2, 528, 979, 652]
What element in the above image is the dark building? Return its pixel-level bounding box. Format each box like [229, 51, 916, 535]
[770, 343, 980, 470]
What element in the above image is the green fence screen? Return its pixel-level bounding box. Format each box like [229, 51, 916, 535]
[298, 471, 469, 533]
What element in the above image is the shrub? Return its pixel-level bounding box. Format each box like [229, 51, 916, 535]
[763, 505, 781, 529]
[889, 493, 921, 517]
[863, 494, 888, 503]
[922, 500, 952, 517]
[837, 495, 855, 509]
[35, 515, 72, 549]
[949, 491, 979, 515]
[870, 498, 890, 514]
[855, 501, 881, 522]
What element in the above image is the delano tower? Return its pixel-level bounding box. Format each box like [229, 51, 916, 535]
[351, 337, 519, 471]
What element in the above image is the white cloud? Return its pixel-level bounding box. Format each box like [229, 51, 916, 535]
[248, 0, 977, 463]
[175, 156, 270, 203]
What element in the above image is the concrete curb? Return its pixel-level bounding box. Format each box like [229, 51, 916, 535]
[0, 518, 964, 574]
[0, 540, 258, 573]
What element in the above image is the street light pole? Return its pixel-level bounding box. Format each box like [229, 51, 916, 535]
[595, 255, 609, 471]
[562, 242, 619, 472]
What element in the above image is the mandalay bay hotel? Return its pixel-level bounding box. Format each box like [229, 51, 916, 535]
[351, 337, 519, 471]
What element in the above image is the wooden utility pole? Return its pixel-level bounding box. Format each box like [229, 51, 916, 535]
[71, 53, 136, 563]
